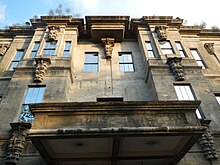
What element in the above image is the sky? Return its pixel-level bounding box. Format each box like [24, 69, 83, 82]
[0, 0, 219, 29]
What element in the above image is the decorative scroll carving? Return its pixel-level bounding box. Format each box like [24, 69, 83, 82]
[101, 38, 115, 59]
[204, 43, 215, 55]
[0, 44, 9, 56]
[167, 57, 185, 81]
[199, 119, 218, 160]
[34, 57, 51, 83]
[155, 26, 167, 40]
[5, 123, 31, 164]
[46, 26, 60, 41]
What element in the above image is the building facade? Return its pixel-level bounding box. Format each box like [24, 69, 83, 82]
[0, 15, 220, 165]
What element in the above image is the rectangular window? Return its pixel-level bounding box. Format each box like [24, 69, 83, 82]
[19, 86, 45, 122]
[215, 94, 220, 105]
[159, 41, 174, 55]
[9, 50, 24, 71]
[145, 41, 156, 57]
[83, 52, 98, 72]
[174, 84, 202, 119]
[190, 49, 206, 69]
[31, 42, 40, 58]
[119, 52, 134, 72]
[175, 42, 186, 57]
[43, 41, 56, 56]
[63, 41, 71, 58]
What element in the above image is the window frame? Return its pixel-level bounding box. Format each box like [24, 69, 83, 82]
[19, 85, 46, 122]
[174, 84, 203, 119]
[190, 49, 207, 69]
[175, 41, 186, 57]
[43, 41, 57, 56]
[83, 52, 99, 72]
[145, 41, 156, 58]
[9, 49, 25, 71]
[63, 41, 71, 58]
[159, 40, 175, 55]
[119, 52, 135, 72]
[31, 41, 40, 58]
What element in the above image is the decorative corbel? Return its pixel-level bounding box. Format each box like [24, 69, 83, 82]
[0, 44, 9, 56]
[204, 43, 215, 55]
[199, 119, 218, 160]
[46, 26, 60, 41]
[101, 38, 115, 59]
[167, 57, 185, 81]
[34, 57, 51, 83]
[155, 26, 167, 40]
[5, 123, 31, 164]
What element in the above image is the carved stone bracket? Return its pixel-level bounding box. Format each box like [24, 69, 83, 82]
[199, 119, 218, 160]
[167, 57, 185, 81]
[101, 38, 115, 59]
[5, 123, 31, 164]
[155, 26, 167, 40]
[34, 57, 51, 83]
[46, 26, 60, 41]
[0, 44, 9, 56]
[204, 43, 215, 55]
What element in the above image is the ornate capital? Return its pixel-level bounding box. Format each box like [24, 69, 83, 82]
[6, 123, 31, 164]
[34, 57, 51, 83]
[204, 43, 215, 55]
[46, 26, 60, 41]
[101, 38, 115, 59]
[0, 44, 9, 56]
[167, 57, 185, 81]
[155, 26, 167, 40]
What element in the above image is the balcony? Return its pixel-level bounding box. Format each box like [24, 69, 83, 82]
[29, 101, 206, 165]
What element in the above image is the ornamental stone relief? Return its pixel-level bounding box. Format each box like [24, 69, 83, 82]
[101, 38, 115, 59]
[204, 43, 215, 55]
[46, 26, 60, 41]
[5, 123, 31, 164]
[167, 57, 185, 81]
[155, 26, 167, 40]
[0, 44, 9, 56]
[34, 57, 51, 83]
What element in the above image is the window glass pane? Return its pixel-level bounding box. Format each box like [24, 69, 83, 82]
[179, 51, 185, 57]
[31, 52, 36, 58]
[14, 51, 24, 60]
[64, 41, 71, 50]
[159, 41, 172, 48]
[145, 42, 153, 50]
[216, 95, 220, 105]
[9, 62, 19, 71]
[196, 61, 205, 69]
[63, 51, 70, 58]
[119, 54, 133, 63]
[161, 49, 174, 54]
[36, 87, 45, 103]
[176, 42, 182, 50]
[33, 42, 40, 51]
[84, 64, 98, 72]
[24, 88, 34, 104]
[191, 50, 201, 60]
[148, 51, 155, 58]
[84, 54, 98, 63]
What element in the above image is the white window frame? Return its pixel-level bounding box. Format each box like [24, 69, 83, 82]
[9, 50, 24, 71]
[63, 41, 71, 58]
[159, 40, 174, 55]
[145, 41, 156, 58]
[119, 52, 135, 72]
[31, 41, 40, 58]
[190, 49, 206, 69]
[174, 84, 202, 119]
[43, 41, 57, 56]
[175, 41, 186, 57]
[83, 52, 99, 72]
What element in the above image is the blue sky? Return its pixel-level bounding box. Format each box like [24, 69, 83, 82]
[0, 0, 219, 29]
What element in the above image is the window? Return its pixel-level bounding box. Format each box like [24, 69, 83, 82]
[83, 53, 98, 72]
[31, 42, 40, 58]
[63, 41, 71, 58]
[119, 52, 134, 72]
[175, 42, 186, 57]
[159, 41, 174, 55]
[43, 41, 56, 55]
[9, 50, 24, 71]
[215, 94, 220, 105]
[190, 49, 206, 69]
[174, 84, 202, 119]
[145, 41, 156, 57]
[19, 86, 45, 122]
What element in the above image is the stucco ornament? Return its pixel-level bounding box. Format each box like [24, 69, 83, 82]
[34, 57, 51, 83]
[101, 38, 115, 59]
[155, 26, 167, 40]
[46, 26, 60, 41]
[204, 43, 215, 55]
[0, 44, 9, 56]
[167, 57, 185, 81]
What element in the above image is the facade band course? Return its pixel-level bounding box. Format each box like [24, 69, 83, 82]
[0, 15, 220, 165]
